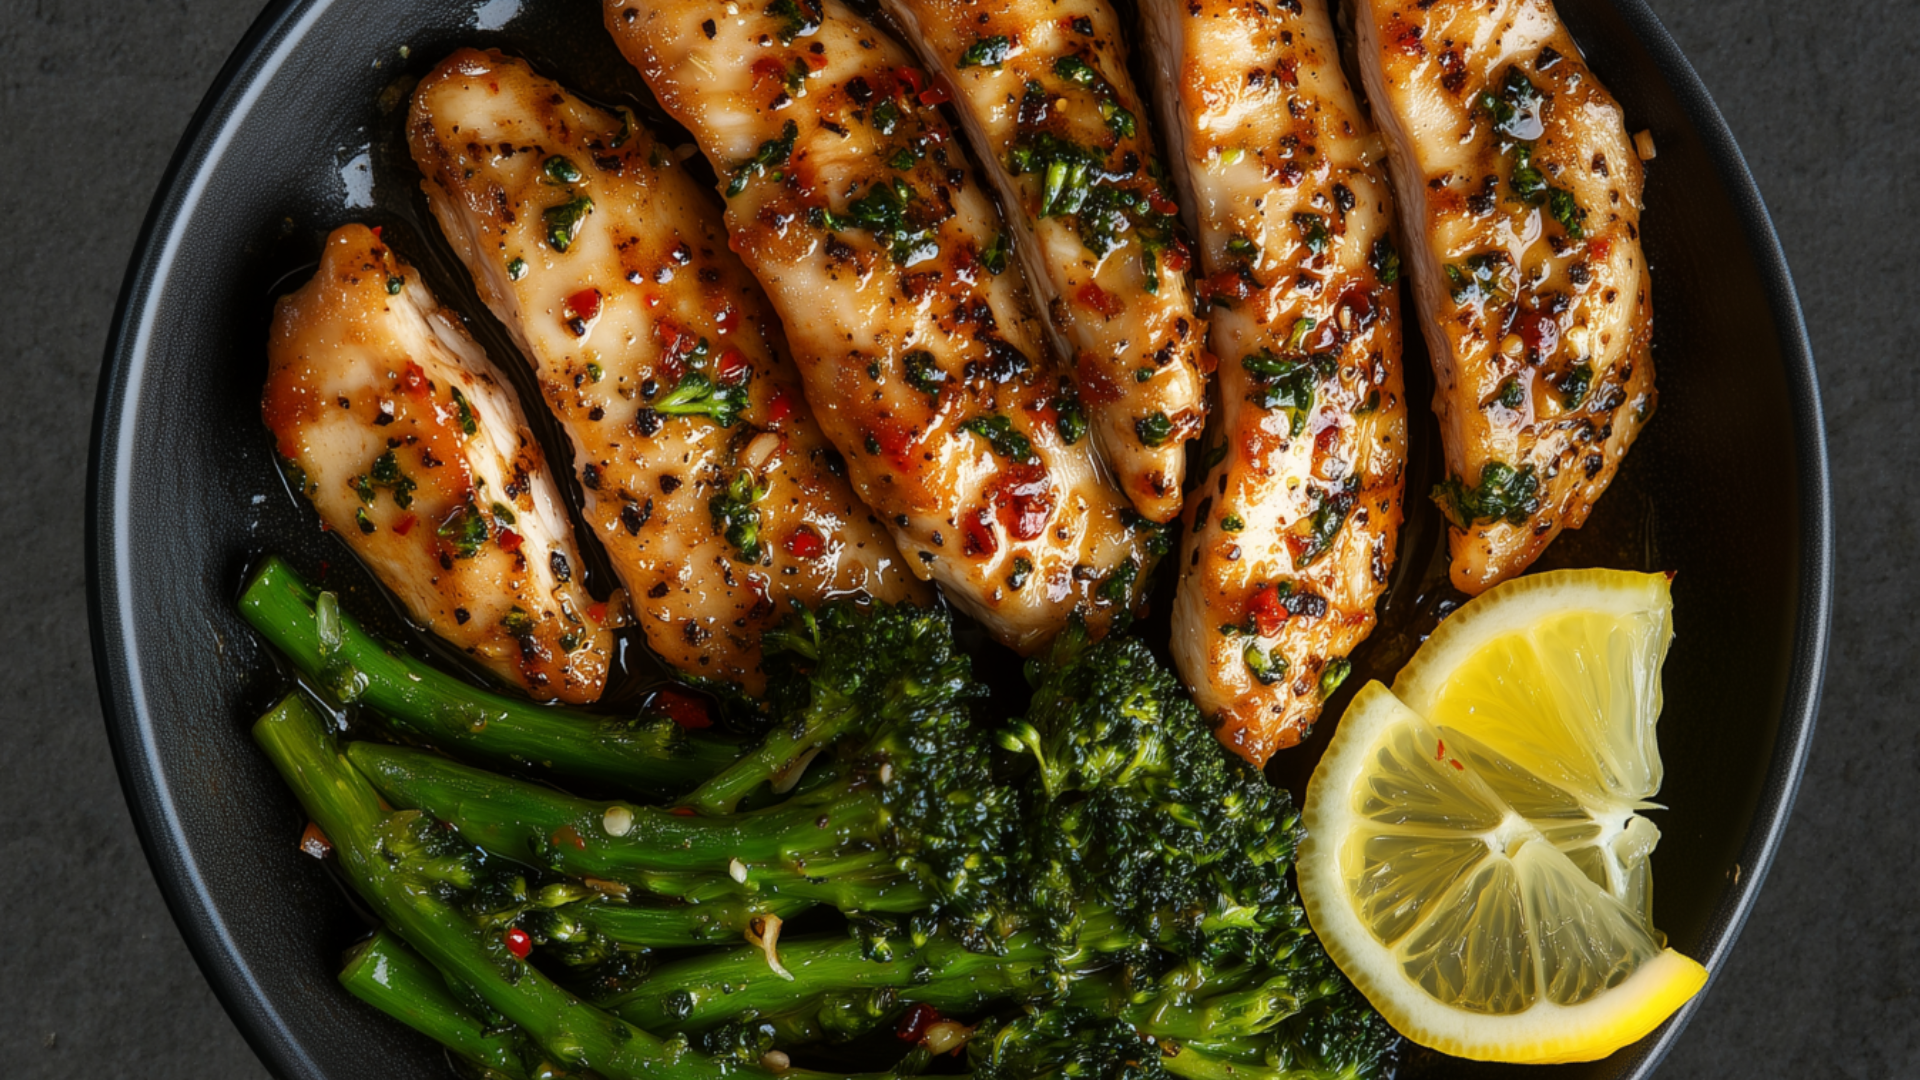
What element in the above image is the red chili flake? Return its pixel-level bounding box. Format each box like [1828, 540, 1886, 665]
[551, 825, 588, 851]
[497, 528, 524, 553]
[1206, 270, 1252, 302]
[961, 505, 999, 558]
[588, 602, 608, 624]
[1198, 349, 1220, 375]
[752, 57, 788, 84]
[566, 287, 602, 323]
[804, 53, 829, 71]
[1247, 585, 1288, 637]
[1450, 759, 1465, 771]
[1393, 20, 1426, 57]
[1516, 309, 1559, 358]
[1077, 282, 1124, 318]
[1148, 192, 1180, 217]
[896, 66, 926, 96]
[1589, 237, 1613, 260]
[1338, 285, 1377, 334]
[766, 385, 796, 424]
[298, 822, 332, 860]
[670, 805, 699, 817]
[393, 513, 417, 537]
[897, 1003, 943, 1042]
[1161, 236, 1191, 273]
[993, 462, 1054, 541]
[1435, 739, 1447, 762]
[400, 361, 430, 398]
[783, 526, 826, 559]
[715, 347, 752, 385]
[867, 419, 916, 463]
[1313, 423, 1340, 460]
[919, 85, 951, 107]
[652, 688, 713, 730]
[503, 927, 532, 959]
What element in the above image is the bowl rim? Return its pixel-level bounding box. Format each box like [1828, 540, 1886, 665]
[85, 0, 1833, 1076]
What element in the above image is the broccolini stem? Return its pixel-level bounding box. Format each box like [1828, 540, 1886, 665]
[253, 693, 866, 1080]
[348, 741, 932, 911]
[568, 895, 816, 948]
[680, 690, 860, 815]
[339, 930, 536, 1080]
[604, 933, 1041, 1030]
[239, 556, 741, 798]
[1159, 1041, 1353, 1080]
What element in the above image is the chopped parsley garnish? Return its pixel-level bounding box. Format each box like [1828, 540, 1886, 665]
[1434, 461, 1541, 528]
[449, 387, 477, 436]
[1054, 55, 1097, 85]
[437, 502, 490, 559]
[354, 450, 417, 509]
[1227, 236, 1258, 260]
[355, 508, 375, 534]
[1244, 641, 1286, 684]
[904, 350, 946, 400]
[764, 0, 821, 44]
[725, 120, 797, 198]
[1548, 186, 1587, 238]
[710, 468, 770, 562]
[1445, 252, 1514, 305]
[1243, 349, 1327, 436]
[384, 276, 403, 295]
[1222, 513, 1244, 532]
[869, 98, 901, 136]
[1319, 658, 1353, 699]
[507, 256, 528, 281]
[1007, 556, 1033, 590]
[1120, 509, 1174, 558]
[543, 155, 582, 184]
[1480, 67, 1544, 139]
[1495, 377, 1526, 410]
[544, 196, 593, 252]
[1293, 212, 1328, 256]
[1552, 360, 1594, 409]
[812, 179, 939, 266]
[958, 34, 1011, 69]
[1508, 142, 1548, 202]
[1296, 479, 1359, 568]
[1135, 411, 1173, 447]
[501, 606, 536, 638]
[1370, 237, 1401, 285]
[962, 414, 1038, 464]
[1053, 391, 1087, 445]
[980, 232, 1009, 275]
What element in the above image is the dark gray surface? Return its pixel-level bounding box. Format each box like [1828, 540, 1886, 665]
[1, 0, 1910, 1076]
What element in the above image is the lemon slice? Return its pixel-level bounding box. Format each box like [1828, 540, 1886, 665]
[1298, 570, 1706, 1064]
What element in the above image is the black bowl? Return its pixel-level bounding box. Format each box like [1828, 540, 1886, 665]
[88, 0, 1830, 1076]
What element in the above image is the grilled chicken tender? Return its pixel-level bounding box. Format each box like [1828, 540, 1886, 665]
[1354, 0, 1655, 594]
[408, 49, 929, 694]
[1145, 0, 1408, 764]
[605, 0, 1159, 653]
[264, 225, 612, 702]
[880, 0, 1208, 522]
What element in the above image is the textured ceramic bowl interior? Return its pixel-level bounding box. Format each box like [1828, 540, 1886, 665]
[88, 0, 1828, 1077]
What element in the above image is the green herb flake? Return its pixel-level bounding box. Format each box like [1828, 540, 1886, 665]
[1433, 461, 1541, 529]
[1053, 55, 1098, 85]
[725, 120, 798, 198]
[1556, 361, 1593, 409]
[765, 0, 821, 44]
[1296, 481, 1359, 568]
[1222, 513, 1244, 533]
[1135, 411, 1173, 447]
[586, 361, 604, 383]
[1053, 393, 1088, 446]
[449, 387, 477, 437]
[355, 507, 376, 534]
[544, 196, 594, 252]
[1548, 186, 1587, 239]
[1369, 237, 1400, 286]
[1293, 212, 1328, 256]
[1243, 349, 1320, 436]
[1495, 378, 1526, 410]
[490, 501, 518, 526]
[869, 98, 901, 136]
[958, 35, 1012, 69]
[543, 155, 583, 184]
[1227, 236, 1258, 260]
[1097, 98, 1136, 139]
[384, 276, 403, 295]
[502, 606, 537, 638]
[1244, 641, 1287, 684]
[904, 350, 946, 400]
[1007, 556, 1034, 591]
[1319, 658, 1353, 700]
[1096, 558, 1138, 604]
[507, 256, 528, 281]
[980, 232, 1009, 275]
[962, 414, 1039, 464]
[436, 502, 490, 558]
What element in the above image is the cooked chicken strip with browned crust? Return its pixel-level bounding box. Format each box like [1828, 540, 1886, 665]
[1354, 0, 1655, 594]
[408, 49, 929, 694]
[605, 0, 1159, 653]
[1143, 0, 1408, 765]
[264, 224, 612, 702]
[880, 0, 1208, 522]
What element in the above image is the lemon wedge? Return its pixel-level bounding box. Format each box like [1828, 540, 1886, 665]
[1297, 569, 1706, 1064]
